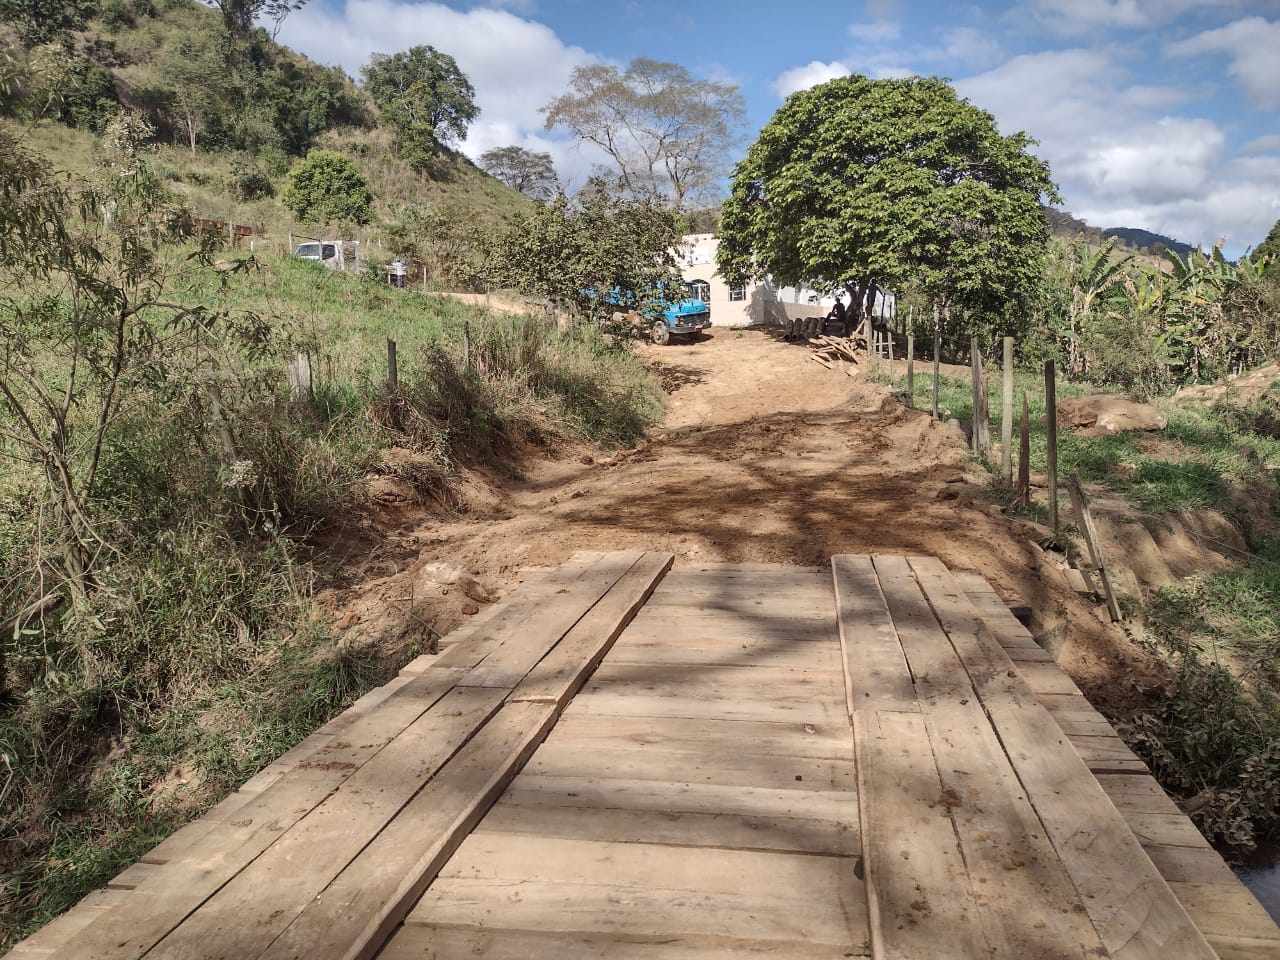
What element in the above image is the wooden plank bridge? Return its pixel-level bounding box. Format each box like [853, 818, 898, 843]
[9, 552, 1280, 960]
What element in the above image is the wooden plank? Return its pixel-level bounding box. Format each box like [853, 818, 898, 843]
[872, 555, 1107, 960]
[1166, 883, 1280, 942]
[854, 710, 987, 960]
[586, 662, 841, 704]
[1143, 844, 1239, 884]
[1096, 774, 1183, 815]
[569, 689, 844, 725]
[540, 713, 851, 761]
[511, 552, 673, 704]
[618, 615, 836, 644]
[1069, 733, 1144, 765]
[1013, 659, 1084, 696]
[830, 555, 916, 715]
[54, 665, 467, 960]
[607, 636, 842, 671]
[459, 551, 645, 687]
[411, 833, 868, 949]
[1069, 474, 1123, 622]
[524, 738, 855, 792]
[1122, 812, 1213, 849]
[143, 686, 507, 960]
[106, 862, 160, 891]
[1205, 935, 1280, 960]
[381, 926, 869, 960]
[430, 553, 613, 670]
[909, 556, 1218, 960]
[494, 774, 857, 824]
[5, 890, 130, 959]
[257, 700, 558, 960]
[477, 794, 858, 855]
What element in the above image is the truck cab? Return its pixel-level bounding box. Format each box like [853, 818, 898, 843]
[600, 283, 711, 345]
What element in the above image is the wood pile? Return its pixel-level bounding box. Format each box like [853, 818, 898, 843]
[809, 335, 862, 375]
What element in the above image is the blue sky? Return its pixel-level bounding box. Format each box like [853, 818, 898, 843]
[280, 0, 1280, 255]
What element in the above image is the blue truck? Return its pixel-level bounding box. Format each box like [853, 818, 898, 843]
[601, 284, 712, 345]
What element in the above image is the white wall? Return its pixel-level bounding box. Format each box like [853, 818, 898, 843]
[675, 234, 774, 328]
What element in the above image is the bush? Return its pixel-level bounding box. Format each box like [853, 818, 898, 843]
[229, 156, 274, 200]
[281, 149, 373, 225]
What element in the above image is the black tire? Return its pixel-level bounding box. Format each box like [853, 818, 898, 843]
[651, 321, 671, 345]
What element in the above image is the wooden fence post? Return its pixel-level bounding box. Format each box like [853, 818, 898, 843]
[1068, 474, 1123, 622]
[931, 305, 941, 420]
[463, 320, 471, 372]
[906, 333, 915, 409]
[1001, 336, 1014, 482]
[1044, 359, 1059, 539]
[1018, 392, 1030, 506]
[387, 338, 398, 391]
[287, 352, 313, 402]
[971, 337, 989, 454]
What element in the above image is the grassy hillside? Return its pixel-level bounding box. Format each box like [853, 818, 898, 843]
[9, 0, 533, 247]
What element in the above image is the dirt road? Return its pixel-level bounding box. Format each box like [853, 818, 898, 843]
[328, 328, 1146, 702]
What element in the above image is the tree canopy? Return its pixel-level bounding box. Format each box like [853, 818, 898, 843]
[717, 75, 1058, 322]
[543, 58, 744, 210]
[281, 149, 373, 224]
[479, 145, 559, 200]
[362, 46, 478, 168]
[482, 185, 681, 319]
[1254, 219, 1280, 270]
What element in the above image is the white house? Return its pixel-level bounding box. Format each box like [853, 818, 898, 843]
[674, 234, 893, 328]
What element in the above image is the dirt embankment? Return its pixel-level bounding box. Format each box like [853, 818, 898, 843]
[321, 328, 1159, 711]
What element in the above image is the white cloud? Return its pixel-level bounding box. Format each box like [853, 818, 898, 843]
[1027, 0, 1240, 33]
[957, 49, 1275, 253]
[277, 0, 605, 182]
[1167, 16, 1280, 109]
[937, 26, 1003, 68]
[773, 60, 852, 97]
[849, 20, 901, 42]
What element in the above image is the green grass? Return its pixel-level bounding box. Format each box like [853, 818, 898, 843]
[897, 367, 1280, 518]
[0, 251, 661, 950]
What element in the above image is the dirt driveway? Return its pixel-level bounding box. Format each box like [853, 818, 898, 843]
[329, 328, 1146, 703]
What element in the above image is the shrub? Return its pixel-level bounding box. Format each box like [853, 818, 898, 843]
[229, 156, 274, 200]
[281, 149, 373, 225]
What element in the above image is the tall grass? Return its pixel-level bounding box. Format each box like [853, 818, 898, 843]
[0, 254, 661, 949]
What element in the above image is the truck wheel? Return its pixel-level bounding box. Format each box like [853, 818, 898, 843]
[651, 321, 671, 345]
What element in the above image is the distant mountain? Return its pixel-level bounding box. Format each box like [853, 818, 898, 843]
[1042, 207, 1195, 258]
[1101, 227, 1195, 258]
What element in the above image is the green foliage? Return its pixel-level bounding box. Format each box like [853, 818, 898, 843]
[228, 154, 274, 199]
[718, 75, 1058, 323]
[1034, 237, 1280, 398]
[53, 56, 119, 132]
[0, 0, 98, 44]
[1253, 219, 1280, 269]
[481, 185, 682, 321]
[1130, 564, 1280, 851]
[281, 148, 373, 224]
[361, 46, 477, 168]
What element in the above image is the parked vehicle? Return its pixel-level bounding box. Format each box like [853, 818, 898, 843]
[600, 284, 712, 345]
[292, 239, 359, 272]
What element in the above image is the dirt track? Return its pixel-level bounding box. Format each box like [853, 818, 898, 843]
[327, 328, 1148, 704]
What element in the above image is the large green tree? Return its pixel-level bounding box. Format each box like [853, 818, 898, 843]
[281, 149, 373, 224]
[718, 75, 1058, 328]
[361, 46, 477, 167]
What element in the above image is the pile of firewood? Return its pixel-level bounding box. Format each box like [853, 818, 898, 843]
[808, 335, 863, 374]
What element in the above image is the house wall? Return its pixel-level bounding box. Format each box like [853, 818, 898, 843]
[676, 234, 775, 328]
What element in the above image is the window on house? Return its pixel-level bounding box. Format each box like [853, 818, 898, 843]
[690, 280, 711, 303]
[729, 283, 746, 302]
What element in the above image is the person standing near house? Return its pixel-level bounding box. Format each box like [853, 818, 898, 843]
[389, 257, 407, 288]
